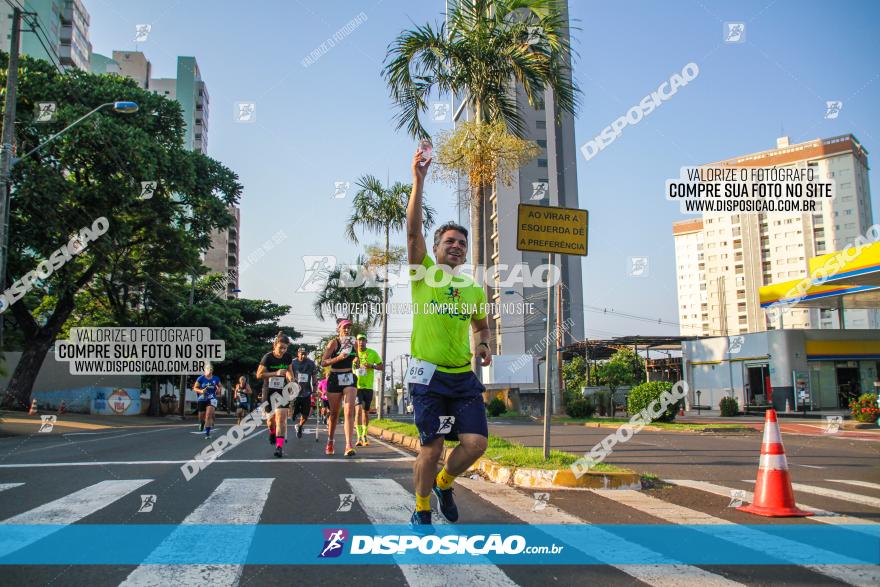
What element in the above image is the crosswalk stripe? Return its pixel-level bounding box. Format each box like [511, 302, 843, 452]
[0, 483, 23, 492]
[119, 478, 273, 586]
[828, 479, 880, 492]
[667, 479, 878, 535]
[0, 479, 152, 559]
[593, 489, 880, 586]
[790, 482, 880, 509]
[347, 478, 518, 587]
[457, 476, 745, 587]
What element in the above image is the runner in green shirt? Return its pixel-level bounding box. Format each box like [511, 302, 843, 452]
[351, 334, 383, 446]
[405, 148, 491, 530]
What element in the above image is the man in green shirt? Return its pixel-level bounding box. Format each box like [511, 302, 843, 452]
[351, 333, 383, 446]
[406, 148, 491, 530]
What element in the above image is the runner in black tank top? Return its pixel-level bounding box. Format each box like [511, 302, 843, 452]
[321, 318, 358, 456]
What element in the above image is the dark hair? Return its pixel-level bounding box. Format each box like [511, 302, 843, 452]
[274, 331, 290, 345]
[433, 222, 468, 248]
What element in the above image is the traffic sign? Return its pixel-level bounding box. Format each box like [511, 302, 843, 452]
[516, 204, 588, 256]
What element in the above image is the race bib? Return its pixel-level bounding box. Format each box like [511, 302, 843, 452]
[404, 358, 436, 387]
[297, 373, 310, 383]
[268, 376, 285, 389]
[356, 367, 367, 377]
[210, 398, 218, 408]
[337, 373, 354, 386]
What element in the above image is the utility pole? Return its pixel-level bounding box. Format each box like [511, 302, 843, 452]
[0, 7, 22, 350]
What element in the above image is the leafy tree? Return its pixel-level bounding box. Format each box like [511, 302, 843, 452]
[383, 0, 579, 281]
[0, 54, 242, 409]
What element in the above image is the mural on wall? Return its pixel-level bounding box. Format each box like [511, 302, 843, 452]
[31, 387, 143, 415]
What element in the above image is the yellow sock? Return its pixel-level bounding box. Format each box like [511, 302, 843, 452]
[415, 493, 431, 512]
[435, 467, 456, 490]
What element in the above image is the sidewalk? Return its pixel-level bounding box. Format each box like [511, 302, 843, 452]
[676, 410, 879, 438]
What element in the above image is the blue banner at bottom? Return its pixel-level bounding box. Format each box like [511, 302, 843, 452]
[0, 524, 877, 565]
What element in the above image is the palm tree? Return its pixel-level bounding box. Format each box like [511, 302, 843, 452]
[345, 175, 436, 417]
[383, 0, 580, 279]
[312, 257, 384, 327]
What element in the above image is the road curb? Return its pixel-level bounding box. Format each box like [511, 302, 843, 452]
[555, 420, 756, 434]
[368, 425, 642, 490]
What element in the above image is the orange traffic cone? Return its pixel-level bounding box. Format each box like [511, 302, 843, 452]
[28, 398, 38, 416]
[738, 409, 813, 517]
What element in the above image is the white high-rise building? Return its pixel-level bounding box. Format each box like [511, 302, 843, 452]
[674, 134, 877, 336]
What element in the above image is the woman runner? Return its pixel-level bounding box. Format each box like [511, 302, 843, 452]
[233, 376, 252, 425]
[320, 319, 358, 456]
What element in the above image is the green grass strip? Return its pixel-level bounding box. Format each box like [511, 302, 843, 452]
[371, 419, 629, 472]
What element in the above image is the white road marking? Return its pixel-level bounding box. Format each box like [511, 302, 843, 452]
[457, 476, 745, 587]
[790, 482, 880, 509]
[363, 434, 416, 458]
[667, 479, 878, 535]
[593, 488, 880, 586]
[0, 457, 414, 468]
[0, 483, 24, 492]
[790, 463, 826, 469]
[0, 479, 151, 558]
[347, 478, 518, 587]
[119, 478, 273, 586]
[828, 479, 880, 492]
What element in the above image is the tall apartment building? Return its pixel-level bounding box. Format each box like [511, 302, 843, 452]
[453, 1, 585, 398]
[91, 51, 238, 296]
[1, 0, 91, 70]
[674, 134, 877, 336]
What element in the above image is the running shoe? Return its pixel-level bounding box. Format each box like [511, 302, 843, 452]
[409, 510, 433, 534]
[198, 422, 205, 432]
[268, 432, 276, 445]
[344, 447, 356, 457]
[273, 446, 282, 458]
[355, 438, 364, 447]
[325, 440, 334, 455]
[296, 424, 303, 439]
[362, 438, 370, 447]
[433, 483, 459, 523]
[205, 433, 211, 440]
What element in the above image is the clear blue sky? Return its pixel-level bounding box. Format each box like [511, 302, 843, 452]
[84, 0, 880, 364]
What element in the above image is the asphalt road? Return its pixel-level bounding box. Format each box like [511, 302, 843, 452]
[0, 414, 878, 586]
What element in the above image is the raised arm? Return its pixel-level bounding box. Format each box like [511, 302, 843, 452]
[407, 150, 430, 265]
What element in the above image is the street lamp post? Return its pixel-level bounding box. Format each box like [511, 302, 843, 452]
[0, 101, 139, 346]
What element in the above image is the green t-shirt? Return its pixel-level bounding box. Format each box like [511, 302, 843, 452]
[410, 254, 487, 373]
[354, 347, 382, 389]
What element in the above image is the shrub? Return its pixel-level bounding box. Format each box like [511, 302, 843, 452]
[627, 381, 679, 423]
[565, 398, 596, 419]
[486, 398, 506, 417]
[719, 396, 739, 417]
[849, 393, 880, 423]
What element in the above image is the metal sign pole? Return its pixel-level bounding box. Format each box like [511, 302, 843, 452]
[542, 253, 554, 459]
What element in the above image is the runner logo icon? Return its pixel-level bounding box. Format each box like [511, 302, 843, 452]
[437, 416, 455, 434]
[319, 528, 348, 558]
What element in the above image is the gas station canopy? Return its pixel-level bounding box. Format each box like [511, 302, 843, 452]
[759, 241, 880, 310]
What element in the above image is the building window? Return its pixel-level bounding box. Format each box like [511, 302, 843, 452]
[537, 139, 546, 149]
[537, 159, 547, 168]
[536, 120, 546, 130]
